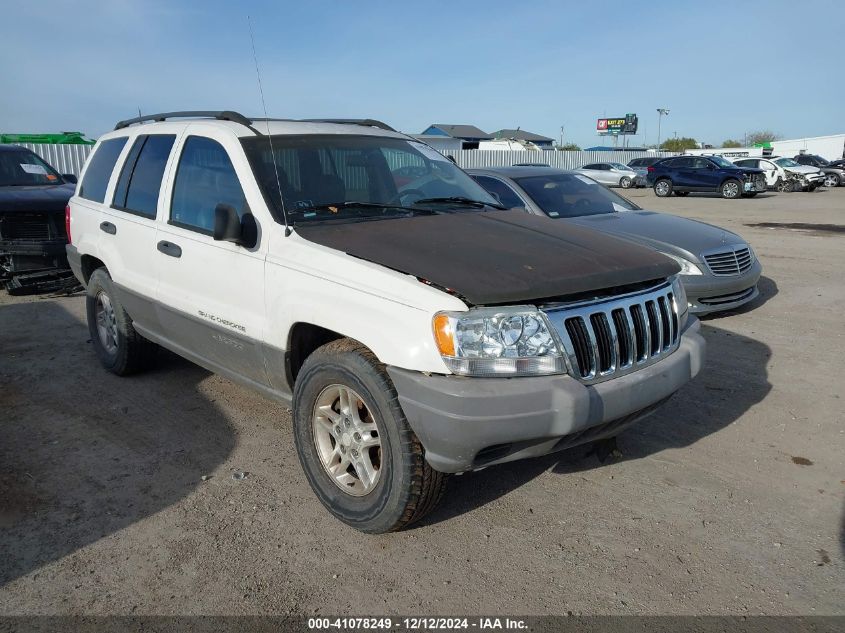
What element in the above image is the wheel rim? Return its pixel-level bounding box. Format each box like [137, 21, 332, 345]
[312, 384, 382, 497]
[621, 177, 631, 188]
[655, 181, 669, 195]
[824, 174, 837, 187]
[95, 291, 118, 355]
[724, 182, 739, 197]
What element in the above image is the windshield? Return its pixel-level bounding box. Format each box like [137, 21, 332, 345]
[241, 135, 499, 224]
[708, 156, 734, 168]
[809, 155, 829, 166]
[0, 149, 63, 186]
[515, 173, 640, 218]
[775, 158, 799, 168]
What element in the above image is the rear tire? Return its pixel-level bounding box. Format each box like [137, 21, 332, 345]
[292, 338, 448, 533]
[654, 179, 673, 197]
[721, 179, 742, 199]
[86, 268, 158, 375]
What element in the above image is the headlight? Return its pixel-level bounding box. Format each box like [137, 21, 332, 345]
[670, 275, 690, 330]
[432, 307, 566, 377]
[661, 252, 703, 276]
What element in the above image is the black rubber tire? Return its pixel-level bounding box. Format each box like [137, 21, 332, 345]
[824, 173, 840, 187]
[654, 179, 673, 197]
[720, 179, 742, 199]
[673, 191, 690, 197]
[86, 268, 158, 375]
[619, 176, 632, 189]
[292, 338, 448, 533]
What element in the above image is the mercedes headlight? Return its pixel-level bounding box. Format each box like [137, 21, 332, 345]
[671, 275, 690, 330]
[432, 307, 566, 377]
[662, 252, 703, 276]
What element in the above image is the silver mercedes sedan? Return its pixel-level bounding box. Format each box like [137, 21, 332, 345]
[468, 166, 762, 315]
[575, 161, 645, 188]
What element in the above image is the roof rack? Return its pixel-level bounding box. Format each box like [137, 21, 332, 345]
[298, 118, 396, 132]
[114, 112, 397, 134]
[114, 110, 253, 130]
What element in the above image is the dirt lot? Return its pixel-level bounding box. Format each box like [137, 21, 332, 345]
[1, 187, 843, 617]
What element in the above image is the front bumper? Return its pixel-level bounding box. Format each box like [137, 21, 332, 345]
[388, 319, 705, 473]
[682, 259, 762, 314]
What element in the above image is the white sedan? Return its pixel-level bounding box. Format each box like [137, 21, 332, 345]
[731, 156, 825, 190]
[575, 162, 643, 188]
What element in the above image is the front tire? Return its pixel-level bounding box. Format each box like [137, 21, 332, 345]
[86, 268, 157, 375]
[654, 179, 673, 197]
[721, 179, 742, 199]
[823, 173, 840, 187]
[619, 176, 632, 189]
[293, 338, 448, 533]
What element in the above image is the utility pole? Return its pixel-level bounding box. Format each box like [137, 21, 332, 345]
[560, 125, 564, 148]
[656, 108, 670, 150]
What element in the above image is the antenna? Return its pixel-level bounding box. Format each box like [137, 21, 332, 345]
[248, 15, 291, 236]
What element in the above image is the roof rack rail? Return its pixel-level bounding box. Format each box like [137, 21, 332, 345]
[114, 110, 253, 130]
[298, 118, 396, 132]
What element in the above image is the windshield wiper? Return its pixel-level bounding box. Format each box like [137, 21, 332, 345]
[295, 201, 441, 224]
[412, 196, 506, 210]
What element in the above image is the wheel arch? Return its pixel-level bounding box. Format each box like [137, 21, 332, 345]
[80, 254, 107, 283]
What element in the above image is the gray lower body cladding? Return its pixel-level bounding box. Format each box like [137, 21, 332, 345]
[388, 318, 705, 473]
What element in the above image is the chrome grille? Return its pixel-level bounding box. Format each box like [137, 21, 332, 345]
[702, 245, 752, 276]
[543, 282, 681, 384]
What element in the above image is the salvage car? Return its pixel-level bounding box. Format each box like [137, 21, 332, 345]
[731, 156, 825, 191]
[792, 154, 845, 188]
[67, 111, 705, 533]
[0, 145, 77, 293]
[469, 167, 762, 314]
[647, 155, 767, 199]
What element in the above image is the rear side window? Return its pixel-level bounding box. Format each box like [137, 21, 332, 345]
[170, 136, 246, 233]
[79, 138, 128, 202]
[113, 134, 175, 218]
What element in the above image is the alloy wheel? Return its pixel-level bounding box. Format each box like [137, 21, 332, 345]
[95, 292, 118, 355]
[823, 174, 839, 187]
[312, 384, 382, 496]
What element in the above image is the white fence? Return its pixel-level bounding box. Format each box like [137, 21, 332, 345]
[444, 150, 677, 170]
[3, 142, 93, 176]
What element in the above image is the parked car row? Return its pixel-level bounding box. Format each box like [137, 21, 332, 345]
[639, 152, 843, 198]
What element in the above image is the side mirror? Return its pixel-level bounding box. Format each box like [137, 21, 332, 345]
[213, 204, 258, 248]
[62, 174, 78, 184]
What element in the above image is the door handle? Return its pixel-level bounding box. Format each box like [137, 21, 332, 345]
[157, 240, 182, 258]
[99, 221, 117, 235]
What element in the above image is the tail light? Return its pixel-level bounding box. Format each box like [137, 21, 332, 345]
[647, 166, 655, 173]
[65, 204, 71, 244]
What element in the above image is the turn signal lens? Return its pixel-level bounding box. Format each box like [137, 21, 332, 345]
[432, 313, 455, 356]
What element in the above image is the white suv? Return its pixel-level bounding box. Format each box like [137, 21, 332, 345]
[66, 111, 705, 533]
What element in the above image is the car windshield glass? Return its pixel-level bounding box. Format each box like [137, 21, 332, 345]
[708, 156, 734, 168]
[810, 155, 829, 165]
[240, 134, 499, 224]
[0, 150, 63, 186]
[775, 158, 799, 167]
[514, 173, 640, 218]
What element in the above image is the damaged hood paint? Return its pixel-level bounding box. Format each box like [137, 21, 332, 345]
[296, 210, 680, 305]
[0, 183, 76, 213]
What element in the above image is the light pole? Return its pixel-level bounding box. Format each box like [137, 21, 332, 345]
[656, 108, 670, 150]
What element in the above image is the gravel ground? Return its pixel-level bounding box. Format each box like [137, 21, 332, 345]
[1, 186, 843, 616]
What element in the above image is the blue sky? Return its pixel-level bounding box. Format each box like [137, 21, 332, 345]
[2, 0, 842, 146]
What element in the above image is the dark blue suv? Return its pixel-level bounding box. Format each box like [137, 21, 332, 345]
[646, 155, 767, 199]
